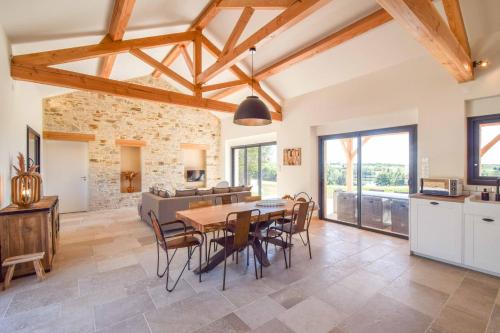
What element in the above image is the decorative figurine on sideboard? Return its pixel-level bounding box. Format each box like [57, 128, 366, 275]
[11, 153, 42, 207]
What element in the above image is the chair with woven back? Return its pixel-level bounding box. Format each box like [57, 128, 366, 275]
[207, 209, 262, 290]
[148, 211, 204, 292]
[270, 200, 315, 267]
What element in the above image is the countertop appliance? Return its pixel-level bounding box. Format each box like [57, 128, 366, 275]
[420, 178, 463, 196]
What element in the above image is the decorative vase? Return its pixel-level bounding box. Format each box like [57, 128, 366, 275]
[11, 153, 42, 207]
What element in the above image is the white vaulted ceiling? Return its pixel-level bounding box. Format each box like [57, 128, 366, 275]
[1, 0, 500, 113]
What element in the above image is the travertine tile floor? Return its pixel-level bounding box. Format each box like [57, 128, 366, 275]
[1, 207, 499, 333]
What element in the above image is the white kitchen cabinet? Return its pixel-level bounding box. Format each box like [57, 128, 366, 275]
[410, 198, 463, 264]
[464, 201, 500, 276]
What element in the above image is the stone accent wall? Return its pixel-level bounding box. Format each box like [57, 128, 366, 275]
[43, 76, 221, 210]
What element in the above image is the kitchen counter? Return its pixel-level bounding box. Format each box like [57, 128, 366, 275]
[409, 193, 468, 203]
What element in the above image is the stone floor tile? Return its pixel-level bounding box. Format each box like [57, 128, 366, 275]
[337, 268, 390, 297]
[277, 296, 345, 333]
[334, 293, 432, 333]
[5, 280, 79, 316]
[381, 276, 450, 317]
[193, 312, 251, 333]
[486, 305, 500, 333]
[235, 296, 287, 329]
[147, 278, 196, 309]
[94, 292, 155, 330]
[78, 264, 148, 296]
[314, 283, 374, 317]
[222, 275, 276, 308]
[251, 318, 294, 333]
[96, 314, 151, 333]
[429, 306, 488, 333]
[0, 303, 61, 332]
[447, 277, 497, 321]
[96, 253, 139, 272]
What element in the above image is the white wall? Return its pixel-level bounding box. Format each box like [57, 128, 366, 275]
[220, 37, 500, 201]
[0, 24, 44, 208]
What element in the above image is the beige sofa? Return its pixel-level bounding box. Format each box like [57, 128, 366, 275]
[139, 190, 251, 230]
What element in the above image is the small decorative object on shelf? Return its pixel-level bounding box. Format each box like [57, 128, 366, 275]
[122, 171, 138, 193]
[11, 153, 42, 207]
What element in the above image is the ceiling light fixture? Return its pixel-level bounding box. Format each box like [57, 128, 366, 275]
[233, 47, 272, 126]
[473, 60, 489, 68]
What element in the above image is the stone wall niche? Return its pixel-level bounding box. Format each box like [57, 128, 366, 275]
[182, 143, 207, 188]
[120, 146, 141, 193]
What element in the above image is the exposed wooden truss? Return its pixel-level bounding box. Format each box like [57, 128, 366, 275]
[442, 0, 471, 56]
[99, 0, 136, 78]
[196, 0, 330, 84]
[255, 9, 393, 81]
[10, 0, 475, 122]
[376, 0, 473, 82]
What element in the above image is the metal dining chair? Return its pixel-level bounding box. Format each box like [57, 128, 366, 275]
[189, 199, 216, 260]
[270, 201, 315, 267]
[149, 210, 204, 292]
[243, 195, 262, 202]
[215, 193, 239, 205]
[207, 209, 261, 290]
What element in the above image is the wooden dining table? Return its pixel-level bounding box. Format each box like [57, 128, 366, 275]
[176, 200, 298, 274]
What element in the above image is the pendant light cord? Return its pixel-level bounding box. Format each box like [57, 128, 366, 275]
[251, 48, 254, 96]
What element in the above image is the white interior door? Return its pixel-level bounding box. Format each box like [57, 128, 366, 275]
[43, 140, 88, 213]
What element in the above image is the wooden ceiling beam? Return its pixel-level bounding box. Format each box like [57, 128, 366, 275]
[129, 48, 194, 91]
[376, 0, 473, 83]
[12, 31, 196, 67]
[99, 0, 136, 78]
[442, 0, 471, 56]
[10, 64, 282, 121]
[255, 9, 392, 81]
[152, 0, 222, 78]
[218, 0, 296, 9]
[201, 34, 281, 112]
[180, 44, 195, 78]
[221, 7, 254, 57]
[196, 0, 329, 85]
[201, 80, 248, 92]
[194, 31, 203, 98]
[209, 85, 247, 100]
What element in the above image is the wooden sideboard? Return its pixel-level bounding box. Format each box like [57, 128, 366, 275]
[0, 196, 59, 280]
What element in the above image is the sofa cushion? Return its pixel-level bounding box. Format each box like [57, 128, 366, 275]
[243, 185, 253, 191]
[158, 190, 171, 198]
[196, 188, 213, 195]
[230, 186, 244, 192]
[175, 189, 197, 197]
[213, 187, 229, 194]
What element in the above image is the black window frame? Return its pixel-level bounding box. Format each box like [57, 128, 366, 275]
[230, 141, 277, 196]
[467, 113, 500, 185]
[318, 124, 418, 239]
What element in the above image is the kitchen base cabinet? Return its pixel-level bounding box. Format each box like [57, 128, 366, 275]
[410, 198, 463, 265]
[464, 204, 500, 276]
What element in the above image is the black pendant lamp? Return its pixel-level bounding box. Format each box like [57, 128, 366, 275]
[233, 47, 272, 126]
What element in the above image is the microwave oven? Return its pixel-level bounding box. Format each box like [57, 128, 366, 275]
[420, 178, 463, 196]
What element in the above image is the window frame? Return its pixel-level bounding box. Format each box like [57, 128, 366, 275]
[467, 113, 500, 185]
[230, 141, 277, 196]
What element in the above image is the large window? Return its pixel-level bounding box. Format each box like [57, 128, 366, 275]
[231, 142, 277, 198]
[467, 114, 500, 185]
[319, 125, 417, 238]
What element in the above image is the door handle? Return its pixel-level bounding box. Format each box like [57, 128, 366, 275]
[482, 218, 495, 223]
[430, 201, 439, 205]
[81, 176, 87, 181]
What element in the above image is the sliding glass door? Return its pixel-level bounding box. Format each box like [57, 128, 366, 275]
[232, 142, 277, 198]
[319, 126, 417, 237]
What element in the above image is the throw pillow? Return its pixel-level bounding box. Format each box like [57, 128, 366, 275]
[213, 187, 229, 194]
[243, 185, 253, 191]
[229, 186, 244, 192]
[196, 188, 213, 195]
[158, 190, 171, 198]
[175, 189, 197, 197]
